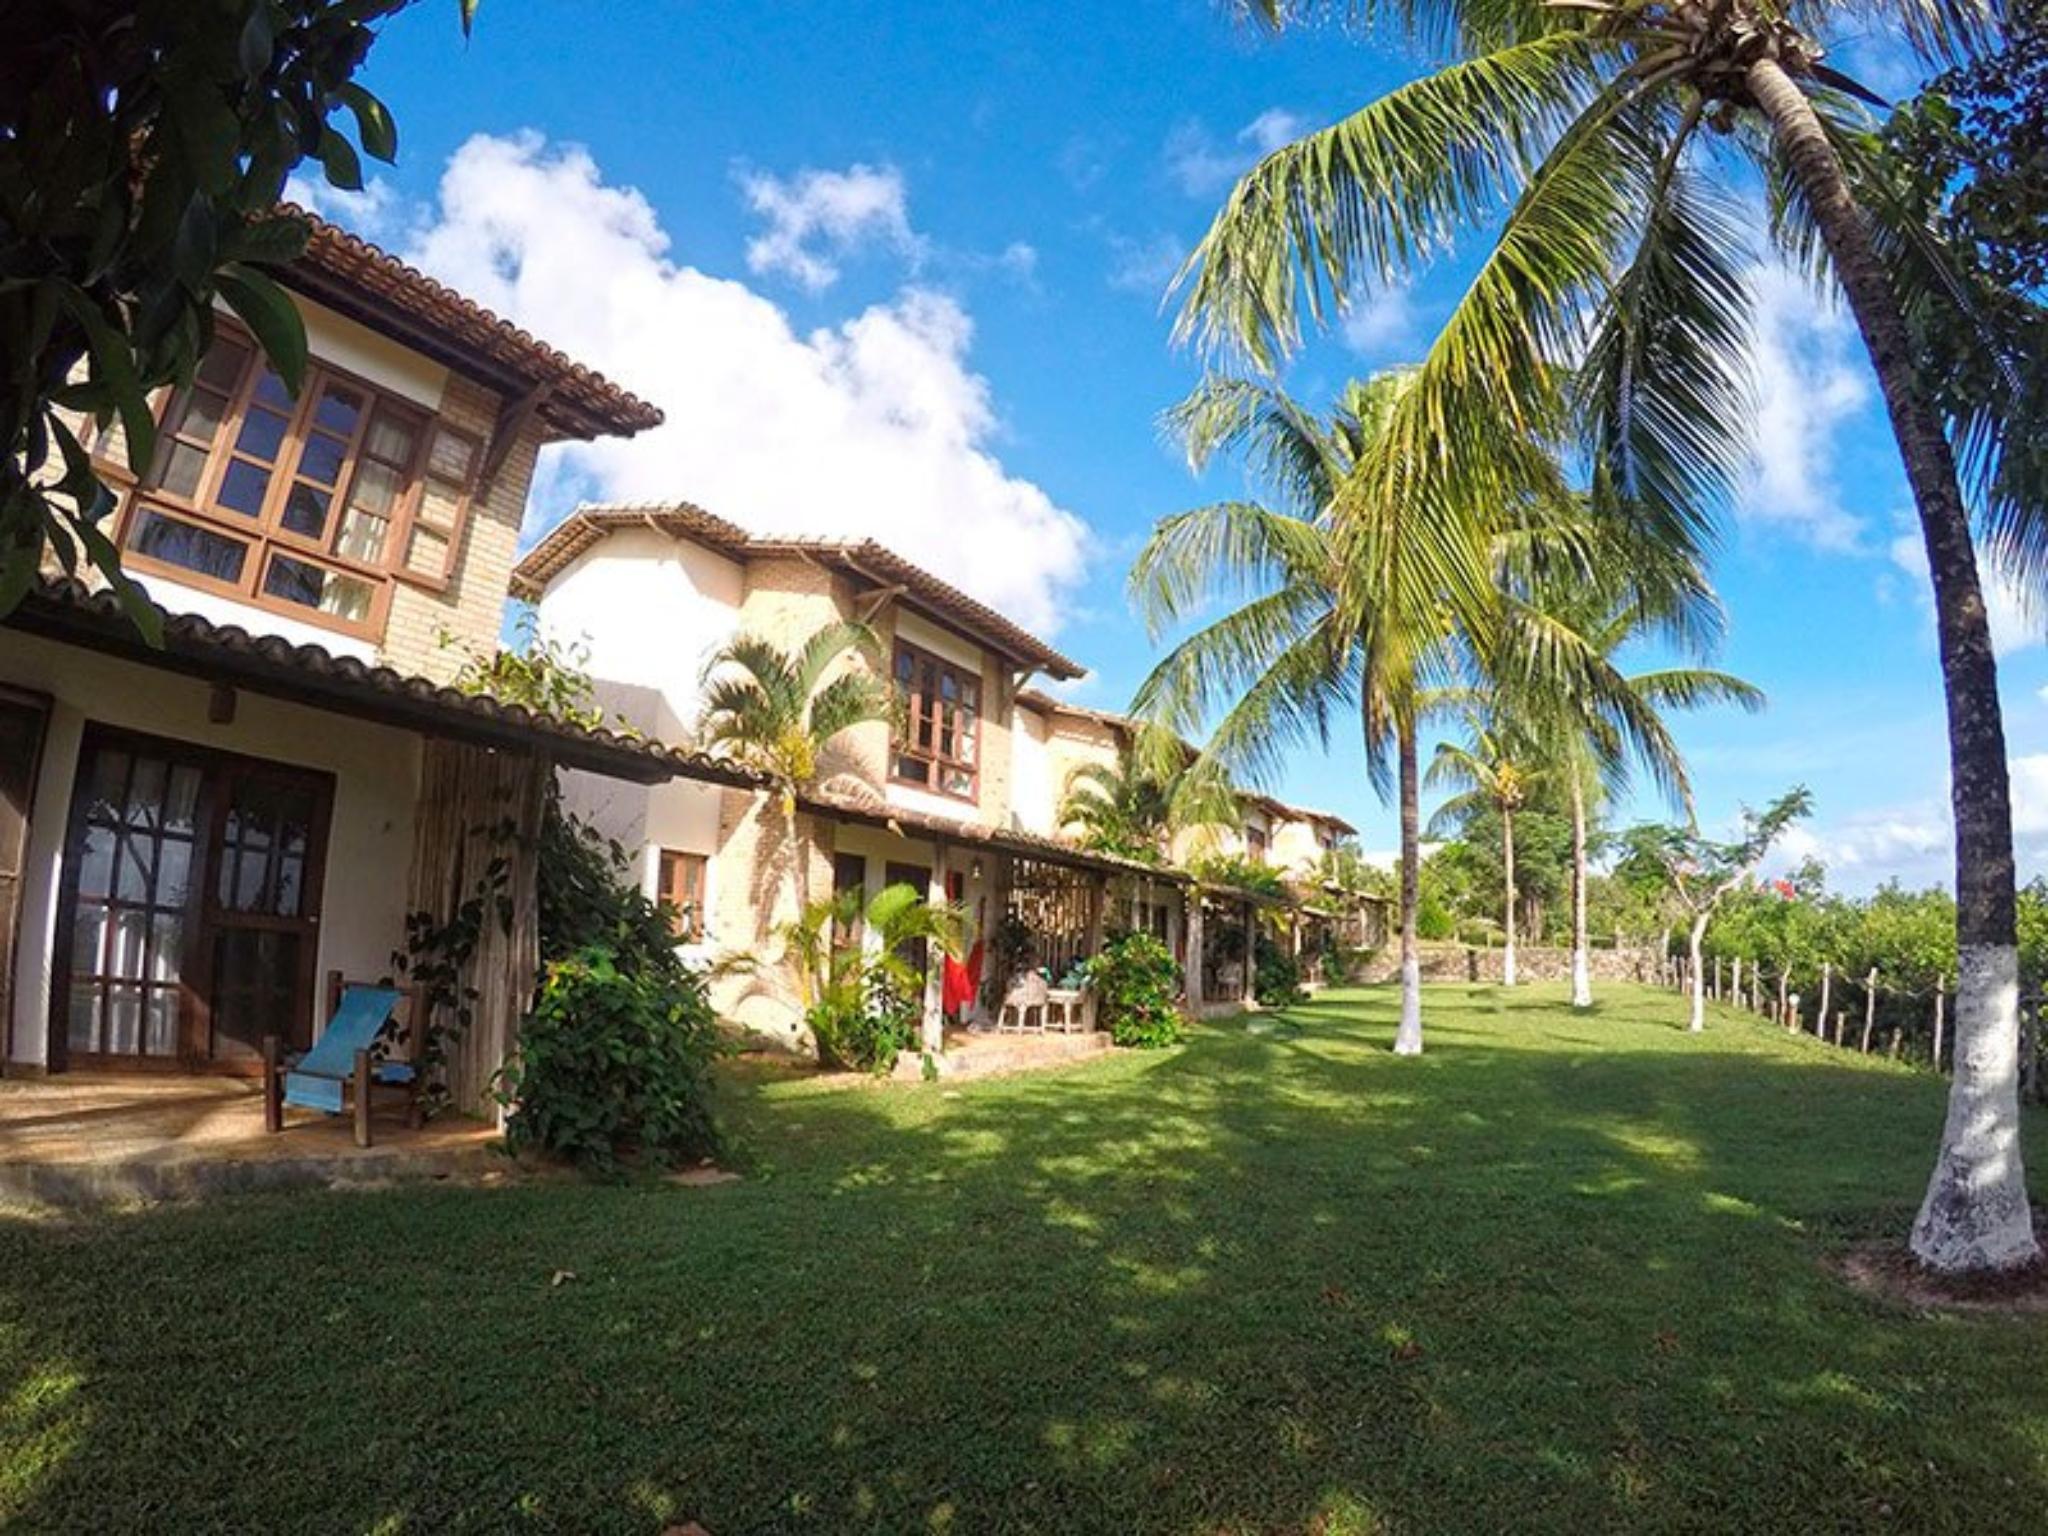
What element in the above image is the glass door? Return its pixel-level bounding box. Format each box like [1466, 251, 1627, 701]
[61, 742, 204, 1064]
[55, 730, 331, 1070]
[0, 690, 49, 1057]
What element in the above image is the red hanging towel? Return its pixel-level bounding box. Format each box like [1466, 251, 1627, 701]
[943, 940, 986, 1017]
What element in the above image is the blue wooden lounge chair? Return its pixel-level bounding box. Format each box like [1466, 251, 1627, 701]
[261, 979, 419, 1148]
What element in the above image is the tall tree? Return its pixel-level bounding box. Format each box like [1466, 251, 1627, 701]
[696, 622, 893, 918]
[1057, 735, 1237, 865]
[1506, 571, 1764, 1007]
[1129, 371, 1481, 1056]
[1618, 788, 1814, 1032]
[1179, 0, 2038, 1273]
[1426, 708, 1543, 986]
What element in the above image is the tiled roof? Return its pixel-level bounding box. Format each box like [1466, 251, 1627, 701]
[279, 207, 663, 442]
[510, 502, 1085, 680]
[7, 577, 768, 788]
[800, 785, 1187, 882]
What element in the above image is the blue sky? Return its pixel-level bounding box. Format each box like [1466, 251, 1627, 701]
[308, 0, 2048, 892]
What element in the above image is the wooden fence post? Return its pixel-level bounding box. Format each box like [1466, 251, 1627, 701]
[1932, 981, 1945, 1073]
[1861, 969, 1878, 1053]
[1732, 956, 1743, 1010]
[1777, 969, 1790, 1028]
[1834, 1010, 1846, 1047]
[1788, 992, 1801, 1034]
[1818, 963, 1832, 1039]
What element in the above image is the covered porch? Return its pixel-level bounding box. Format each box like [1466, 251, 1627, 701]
[1, 577, 755, 1117]
[802, 791, 1192, 1060]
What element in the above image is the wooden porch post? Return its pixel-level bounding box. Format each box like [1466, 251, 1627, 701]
[923, 843, 948, 1058]
[1186, 894, 1206, 1012]
[1242, 899, 1256, 1008]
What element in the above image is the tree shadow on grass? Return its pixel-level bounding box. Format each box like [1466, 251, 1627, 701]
[4, 985, 2048, 1533]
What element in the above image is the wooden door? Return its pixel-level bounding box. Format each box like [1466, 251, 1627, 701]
[0, 691, 50, 1063]
[52, 729, 332, 1071]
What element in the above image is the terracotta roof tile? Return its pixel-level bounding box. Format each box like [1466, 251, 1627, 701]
[800, 785, 1185, 882]
[280, 206, 662, 442]
[8, 577, 765, 788]
[511, 502, 1084, 680]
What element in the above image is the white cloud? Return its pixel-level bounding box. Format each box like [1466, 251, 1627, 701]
[1886, 528, 2043, 657]
[401, 131, 1090, 636]
[738, 162, 922, 292]
[1165, 108, 1306, 196]
[1106, 232, 1187, 297]
[1339, 280, 1415, 357]
[1740, 261, 1871, 550]
[283, 172, 403, 242]
[1761, 752, 2048, 892]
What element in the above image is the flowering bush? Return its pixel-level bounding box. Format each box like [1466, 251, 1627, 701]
[1085, 932, 1184, 1049]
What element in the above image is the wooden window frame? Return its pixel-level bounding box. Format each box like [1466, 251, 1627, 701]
[47, 724, 334, 1075]
[106, 320, 485, 643]
[890, 641, 982, 805]
[656, 849, 708, 943]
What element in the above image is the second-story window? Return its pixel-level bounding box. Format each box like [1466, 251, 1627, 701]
[1246, 824, 1270, 863]
[113, 328, 484, 640]
[892, 642, 979, 802]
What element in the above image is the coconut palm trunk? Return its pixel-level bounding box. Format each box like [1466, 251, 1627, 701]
[1686, 911, 1710, 1034]
[1746, 58, 2036, 1274]
[1570, 770, 1592, 1009]
[1394, 717, 1424, 1055]
[1500, 803, 1517, 988]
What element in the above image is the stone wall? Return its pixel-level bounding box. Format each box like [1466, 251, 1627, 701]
[1357, 942, 1661, 986]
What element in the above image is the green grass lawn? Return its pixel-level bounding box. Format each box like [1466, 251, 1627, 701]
[6, 983, 2048, 1534]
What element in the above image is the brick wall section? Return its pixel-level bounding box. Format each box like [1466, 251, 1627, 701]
[379, 374, 535, 683]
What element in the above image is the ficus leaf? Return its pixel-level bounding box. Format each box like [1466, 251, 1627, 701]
[216, 263, 308, 396]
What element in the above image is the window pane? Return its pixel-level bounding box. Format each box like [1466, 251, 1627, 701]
[126, 756, 165, 827]
[894, 754, 931, 784]
[174, 388, 228, 448]
[234, 405, 288, 463]
[70, 906, 106, 974]
[165, 766, 201, 834]
[297, 432, 346, 487]
[214, 459, 273, 517]
[106, 984, 142, 1055]
[144, 989, 178, 1056]
[314, 386, 363, 437]
[252, 369, 292, 410]
[68, 983, 99, 1052]
[281, 483, 331, 539]
[77, 825, 114, 899]
[109, 909, 148, 979]
[197, 336, 251, 392]
[370, 414, 421, 466]
[416, 478, 462, 532]
[157, 836, 192, 907]
[335, 510, 390, 564]
[347, 459, 402, 517]
[159, 440, 209, 500]
[115, 832, 152, 902]
[129, 510, 248, 583]
[263, 554, 373, 623]
[149, 913, 184, 983]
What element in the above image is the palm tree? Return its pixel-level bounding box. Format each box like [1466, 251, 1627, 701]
[783, 881, 966, 1068]
[1426, 710, 1543, 986]
[1527, 587, 1762, 1007]
[1130, 370, 1483, 1056]
[1057, 735, 1238, 864]
[697, 621, 893, 917]
[1178, 0, 2034, 1273]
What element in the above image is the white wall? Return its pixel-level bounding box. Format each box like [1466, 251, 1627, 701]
[536, 528, 745, 741]
[298, 294, 450, 413]
[1010, 703, 1053, 834]
[2, 632, 421, 1068]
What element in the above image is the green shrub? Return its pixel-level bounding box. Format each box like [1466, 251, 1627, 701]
[809, 971, 919, 1075]
[1085, 932, 1183, 1048]
[1254, 935, 1307, 1007]
[496, 945, 724, 1170]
